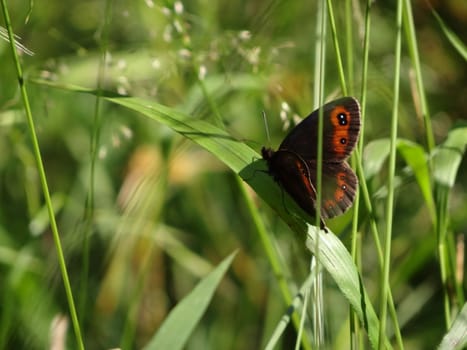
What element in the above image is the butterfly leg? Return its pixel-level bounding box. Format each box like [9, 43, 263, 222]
[319, 217, 329, 233]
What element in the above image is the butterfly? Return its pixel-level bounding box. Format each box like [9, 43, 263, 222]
[261, 97, 361, 230]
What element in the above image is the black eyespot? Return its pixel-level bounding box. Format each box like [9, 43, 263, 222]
[340, 138, 347, 144]
[337, 113, 348, 126]
[342, 184, 347, 190]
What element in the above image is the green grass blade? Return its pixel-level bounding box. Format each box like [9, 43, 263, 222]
[432, 126, 467, 188]
[438, 302, 467, 350]
[313, 0, 327, 346]
[143, 252, 237, 350]
[364, 138, 436, 222]
[0, 5, 84, 349]
[363, 139, 392, 178]
[306, 226, 391, 349]
[379, 0, 404, 345]
[403, 0, 435, 152]
[397, 139, 436, 222]
[432, 125, 467, 327]
[431, 10, 467, 61]
[105, 96, 253, 172]
[103, 95, 296, 226]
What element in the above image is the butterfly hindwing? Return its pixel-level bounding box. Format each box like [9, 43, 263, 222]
[262, 149, 317, 216]
[307, 161, 358, 219]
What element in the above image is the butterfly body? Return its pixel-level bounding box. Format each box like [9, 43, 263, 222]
[262, 97, 361, 228]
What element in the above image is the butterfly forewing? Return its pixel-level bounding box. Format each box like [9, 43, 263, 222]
[278, 97, 360, 161]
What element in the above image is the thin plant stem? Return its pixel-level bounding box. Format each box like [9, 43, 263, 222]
[311, 0, 328, 347]
[80, 0, 114, 320]
[326, 0, 347, 95]
[265, 273, 316, 350]
[295, 277, 310, 350]
[403, 8, 441, 314]
[349, 0, 372, 346]
[328, 0, 402, 346]
[436, 186, 452, 327]
[327, 0, 402, 345]
[345, 0, 354, 91]
[378, 0, 404, 348]
[0, 2, 84, 349]
[402, 0, 435, 153]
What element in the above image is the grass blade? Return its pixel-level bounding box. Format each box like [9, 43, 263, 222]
[432, 126, 467, 188]
[438, 302, 467, 350]
[306, 226, 391, 349]
[431, 10, 467, 61]
[143, 252, 236, 350]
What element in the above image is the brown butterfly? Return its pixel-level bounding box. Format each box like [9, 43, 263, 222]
[261, 97, 361, 230]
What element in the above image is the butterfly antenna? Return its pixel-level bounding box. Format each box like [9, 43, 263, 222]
[262, 110, 271, 145]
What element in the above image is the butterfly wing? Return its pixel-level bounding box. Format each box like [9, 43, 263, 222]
[262, 149, 358, 223]
[278, 97, 360, 162]
[306, 160, 358, 219]
[262, 97, 361, 227]
[263, 149, 318, 216]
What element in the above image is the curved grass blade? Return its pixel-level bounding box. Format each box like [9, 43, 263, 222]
[363, 139, 392, 179]
[143, 252, 237, 350]
[431, 10, 467, 61]
[397, 139, 436, 222]
[306, 226, 391, 349]
[364, 138, 436, 221]
[438, 302, 467, 350]
[432, 126, 467, 188]
[104, 95, 291, 228]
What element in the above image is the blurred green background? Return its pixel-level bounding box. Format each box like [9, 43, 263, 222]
[0, 0, 466, 349]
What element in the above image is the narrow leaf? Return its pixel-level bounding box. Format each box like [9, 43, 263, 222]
[363, 139, 390, 179]
[143, 251, 237, 350]
[432, 126, 467, 188]
[438, 302, 467, 350]
[397, 139, 436, 222]
[431, 10, 467, 61]
[306, 226, 391, 349]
